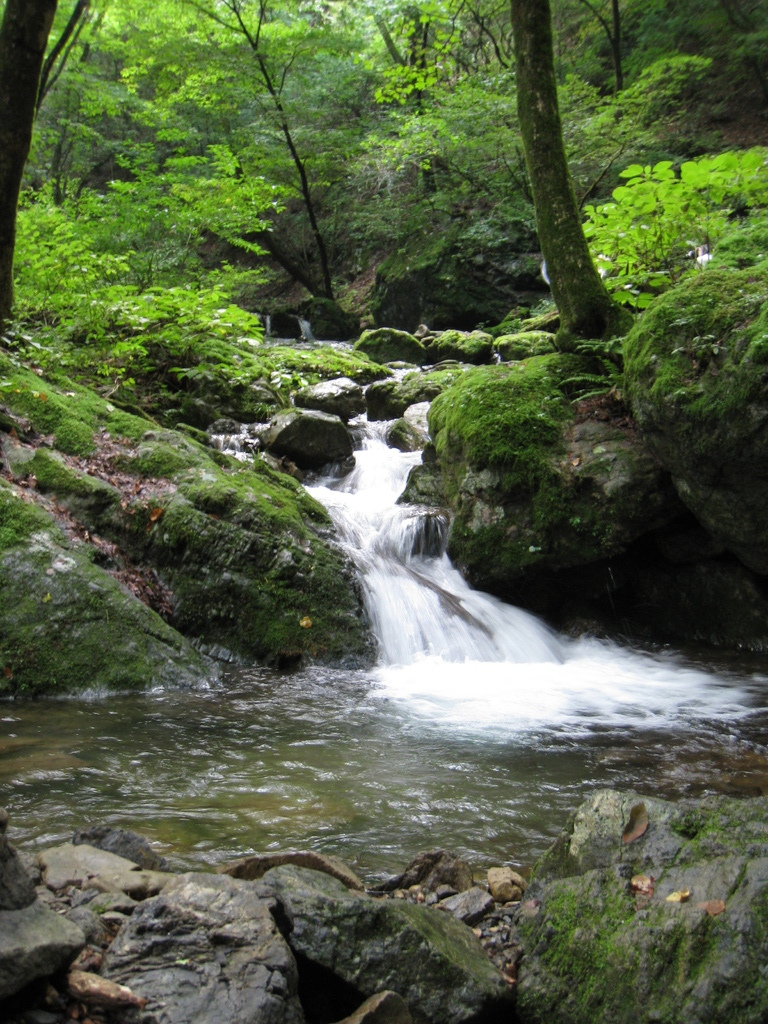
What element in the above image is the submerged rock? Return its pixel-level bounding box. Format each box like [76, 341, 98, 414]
[513, 789, 768, 1024]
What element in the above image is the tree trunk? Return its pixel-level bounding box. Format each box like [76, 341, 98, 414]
[0, 0, 58, 327]
[510, 0, 629, 347]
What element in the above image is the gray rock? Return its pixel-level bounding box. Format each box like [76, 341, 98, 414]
[0, 809, 36, 911]
[380, 850, 474, 894]
[435, 886, 495, 926]
[0, 900, 85, 1001]
[294, 378, 366, 422]
[64, 905, 110, 946]
[38, 843, 173, 899]
[513, 789, 768, 1024]
[385, 418, 424, 453]
[264, 409, 354, 470]
[102, 872, 303, 1024]
[72, 824, 170, 871]
[263, 865, 512, 1024]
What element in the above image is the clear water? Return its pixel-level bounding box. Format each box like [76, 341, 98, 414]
[3, 423, 768, 881]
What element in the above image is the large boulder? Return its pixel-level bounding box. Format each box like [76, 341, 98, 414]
[423, 330, 494, 365]
[625, 265, 768, 573]
[294, 377, 366, 422]
[365, 369, 463, 422]
[513, 790, 768, 1024]
[0, 479, 214, 698]
[354, 329, 426, 365]
[264, 409, 354, 470]
[262, 865, 512, 1024]
[102, 872, 304, 1024]
[424, 358, 681, 607]
[0, 811, 85, 1001]
[0, 358, 374, 674]
[495, 331, 556, 362]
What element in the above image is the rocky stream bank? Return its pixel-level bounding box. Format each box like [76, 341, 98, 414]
[3, 787, 768, 1024]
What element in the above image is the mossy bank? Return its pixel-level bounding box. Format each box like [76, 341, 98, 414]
[0, 350, 374, 696]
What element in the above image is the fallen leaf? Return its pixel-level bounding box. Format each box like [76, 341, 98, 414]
[698, 899, 726, 916]
[2, 666, 12, 679]
[299, 616, 312, 628]
[666, 889, 691, 903]
[622, 802, 649, 844]
[631, 874, 655, 897]
[42, 592, 52, 603]
[149, 507, 164, 522]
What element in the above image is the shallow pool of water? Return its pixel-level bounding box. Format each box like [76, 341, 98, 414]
[3, 654, 768, 881]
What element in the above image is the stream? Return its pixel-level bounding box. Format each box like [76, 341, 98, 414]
[3, 420, 768, 879]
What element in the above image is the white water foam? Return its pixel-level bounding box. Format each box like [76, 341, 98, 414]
[310, 421, 753, 738]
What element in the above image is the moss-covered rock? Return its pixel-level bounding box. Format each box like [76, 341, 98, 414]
[0, 358, 374, 672]
[495, 331, 557, 362]
[0, 480, 212, 697]
[423, 330, 494, 365]
[354, 329, 426, 365]
[365, 368, 464, 422]
[424, 357, 680, 599]
[624, 265, 768, 572]
[711, 213, 768, 271]
[514, 789, 768, 1024]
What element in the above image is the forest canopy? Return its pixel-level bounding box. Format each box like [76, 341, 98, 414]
[1, 0, 766, 402]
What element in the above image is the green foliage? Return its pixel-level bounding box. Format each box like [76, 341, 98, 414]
[583, 148, 768, 308]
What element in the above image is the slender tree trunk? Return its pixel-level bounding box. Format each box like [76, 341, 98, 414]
[0, 0, 58, 328]
[510, 0, 629, 347]
[611, 0, 623, 91]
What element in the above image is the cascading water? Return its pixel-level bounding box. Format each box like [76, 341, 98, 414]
[308, 420, 755, 738]
[4, 414, 768, 875]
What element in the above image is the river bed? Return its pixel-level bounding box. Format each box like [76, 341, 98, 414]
[3, 422, 768, 880]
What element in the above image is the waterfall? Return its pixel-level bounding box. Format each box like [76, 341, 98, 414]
[298, 317, 315, 342]
[309, 421, 566, 665]
[307, 420, 753, 736]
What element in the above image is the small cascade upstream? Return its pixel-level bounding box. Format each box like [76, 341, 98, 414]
[308, 421, 756, 738]
[308, 421, 563, 666]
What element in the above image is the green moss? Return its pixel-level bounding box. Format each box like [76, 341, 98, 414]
[354, 329, 427, 365]
[429, 355, 579, 486]
[27, 449, 118, 510]
[711, 214, 768, 271]
[624, 267, 768, 459]
[0, 351, 157, 456]
[496, 331, 557, 361]
[0, 536, 209, 697]
[0, 480, 58, 553]
[424, 330, 493, 365]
